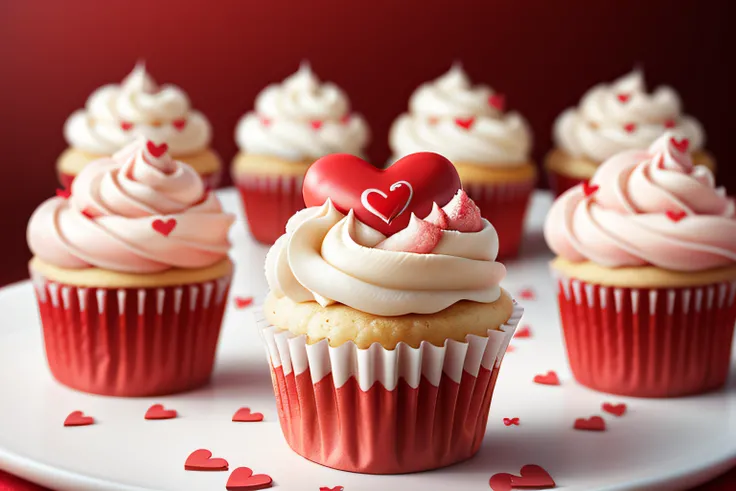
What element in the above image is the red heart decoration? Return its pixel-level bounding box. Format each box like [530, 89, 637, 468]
[616, 93, 631, 103]
[64, 411, 94, 427]
[184, 449, 229, 471]
[303, 153, 461, 236]
[56, 188, 71, 199]
[232, 407, 264, 422]
[81, 209, 94, 219]
[602, 402, 627, 417]
[152, 218, 176, 236]
[172, 118, 187, 130]
[489, 94, 506, 111]
[503, 417, 520, 426]
[666, 210, 687, 222]
[234, 296, 254, 309]
[260, 116, 271, 126]
[120, 121, 134, 131]
[226, 467, 273, 490]
[145, 404, 177, 420]
[623, 123, 637, 133]
[514, 326, 532, 339]
[146, 141, 168, 158]
[489, 464, 556, 491]
[455, 117, 475, 130]
[533, 371, 560, 386]
[670, 137, 690, 153]
[664, 119, 677, 128]
[320, 487, 344, 491]
[574, 416, 606, 431]
[310, 120, 323, 130]
[583, 180, 599, 197]
[518, 288, 536, 300]
[340, 114, 351, 124]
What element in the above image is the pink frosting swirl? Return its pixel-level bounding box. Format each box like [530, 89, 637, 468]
[544, 132, 736, 271]
[28, 139, 234, 273]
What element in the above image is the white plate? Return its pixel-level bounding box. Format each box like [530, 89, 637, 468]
[0, 189, 734, 491]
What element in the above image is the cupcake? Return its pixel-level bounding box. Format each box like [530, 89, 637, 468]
[233, 63, 370, 245]
[389, 64, 536, 259]
[30, 138, 235, 396]
[59, 63, 222, 189]
[545, 132, 736, 397]
[256, 152, 521, 473]
[546, 69, 715, 196]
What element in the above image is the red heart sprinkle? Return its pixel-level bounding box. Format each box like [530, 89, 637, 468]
[260, 116, 271, 126]
[428, 116, 439, 125]
[234, 296, 254, 309]
[623, 123, 636, 133]
[574, 416, 606, 431]
[310, 120, 323, 130]
[64, 411, 94, 427]
[320, 487, 344, 491]
[185, 449, 229, 471]
[340, 114, 351, 124]
[602, 402, 627, 417]
[666, 210, 687, 222]
[172, 119, 187, 130]
[232, 407, 264, 423]
[617, 93, 630, 103]
[489, 464, 556, 491]
[583, 180, 600, 197]
[120, 121, 134, 131]
[226, 467, 273, 490]
[145, 404, 177, 420]
[514, 326, 532, 339]
[670, 137, 690, 153]
[146, 141, 168, 158]
[518, 288, 536, 300]
[56, 188, 71, 199]
[152, 218, 176, 236]
[81, 209, 94, 219]
[664, 119, 677, 128]
[503, 417, 520, 426]
[455, 117, 475, 130]
[533, 371, 560, 386]
[489, 94, 506, 111]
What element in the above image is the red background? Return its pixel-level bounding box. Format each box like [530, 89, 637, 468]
[0, 1, 734, 488]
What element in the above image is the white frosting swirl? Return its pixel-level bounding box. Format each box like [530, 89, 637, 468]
[554, 70, 705, 162]
[389, 64, 532, 164]
[265, 200, 506, 316]
[235, 63, 370, 161]
[64, 63, 212, 156]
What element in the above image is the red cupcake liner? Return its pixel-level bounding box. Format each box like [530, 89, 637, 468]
[555, 274, 736, 397]
[31, 271, 232, 397]
[234, 173, 306, 245]
[256, 304, 522, 474]
[546, 167, 586, 197]
[59, 170, 222, 191]
[463, 180, 535, 259]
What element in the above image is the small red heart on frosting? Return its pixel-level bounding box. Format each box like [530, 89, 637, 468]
[185, 449, 229, 471]
[623, 123, 636, 133]
[81, 209, 95, 219]
[232, 407, 264, 422]
[340, 114, 351, 124]
[120, 121, 134, 131]
[602, 402, 627, 417]
[664, 119, 677, 128]
[514, 326, 532, 338]
[303, 153, 461, 236]
[152, 218, 177, 236]
[617, 93, 631, 103]
[670, 137, 690, 153]
[454, 117, 475, 130]
[489, 464, 556, 491]
[503, 417, 520, 426]
[320, 487, 344, 491]
[56, 188, 71, 199]
[518, 288, 536, 300]
[260, 116, 272, 126]
[172, 118, 187, 130]
[233, 296, 254, 309]
[489, 94, 506, 111]
[574, 416, 606, 431]
[583, 180, 600, 197]
[226, 467, 273, 490]
[144, 404, 177, 420]
[64, 411, 94, 427]
[533, 371, 560, 386]
[666, 210, 687, 222]
[146, 141, 168, 158]
[310, 120, 323, 130]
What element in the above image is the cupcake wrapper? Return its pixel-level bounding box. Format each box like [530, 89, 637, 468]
[235, 174, 306, 245]
[31, 270, 232, 397]
[59, 170, 221, 191]
[255, 303, 522, 474]
[463, 180, 535, 258]
[546, 168, 587, 197]
[555, 274, 736, 397]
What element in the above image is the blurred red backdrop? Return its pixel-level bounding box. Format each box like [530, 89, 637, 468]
[0, 0, 733, 288]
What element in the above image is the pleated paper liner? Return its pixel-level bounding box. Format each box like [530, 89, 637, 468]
[463, 179, 535, 259]
[235, 173, 306, 245]
[555, 273, 736, 397]
[545, 167, 586, 197]
[255, 303, 522, 474]
[31, 270, 232, 397]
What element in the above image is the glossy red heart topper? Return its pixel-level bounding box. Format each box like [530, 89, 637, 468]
[303, 153, 462, 236]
